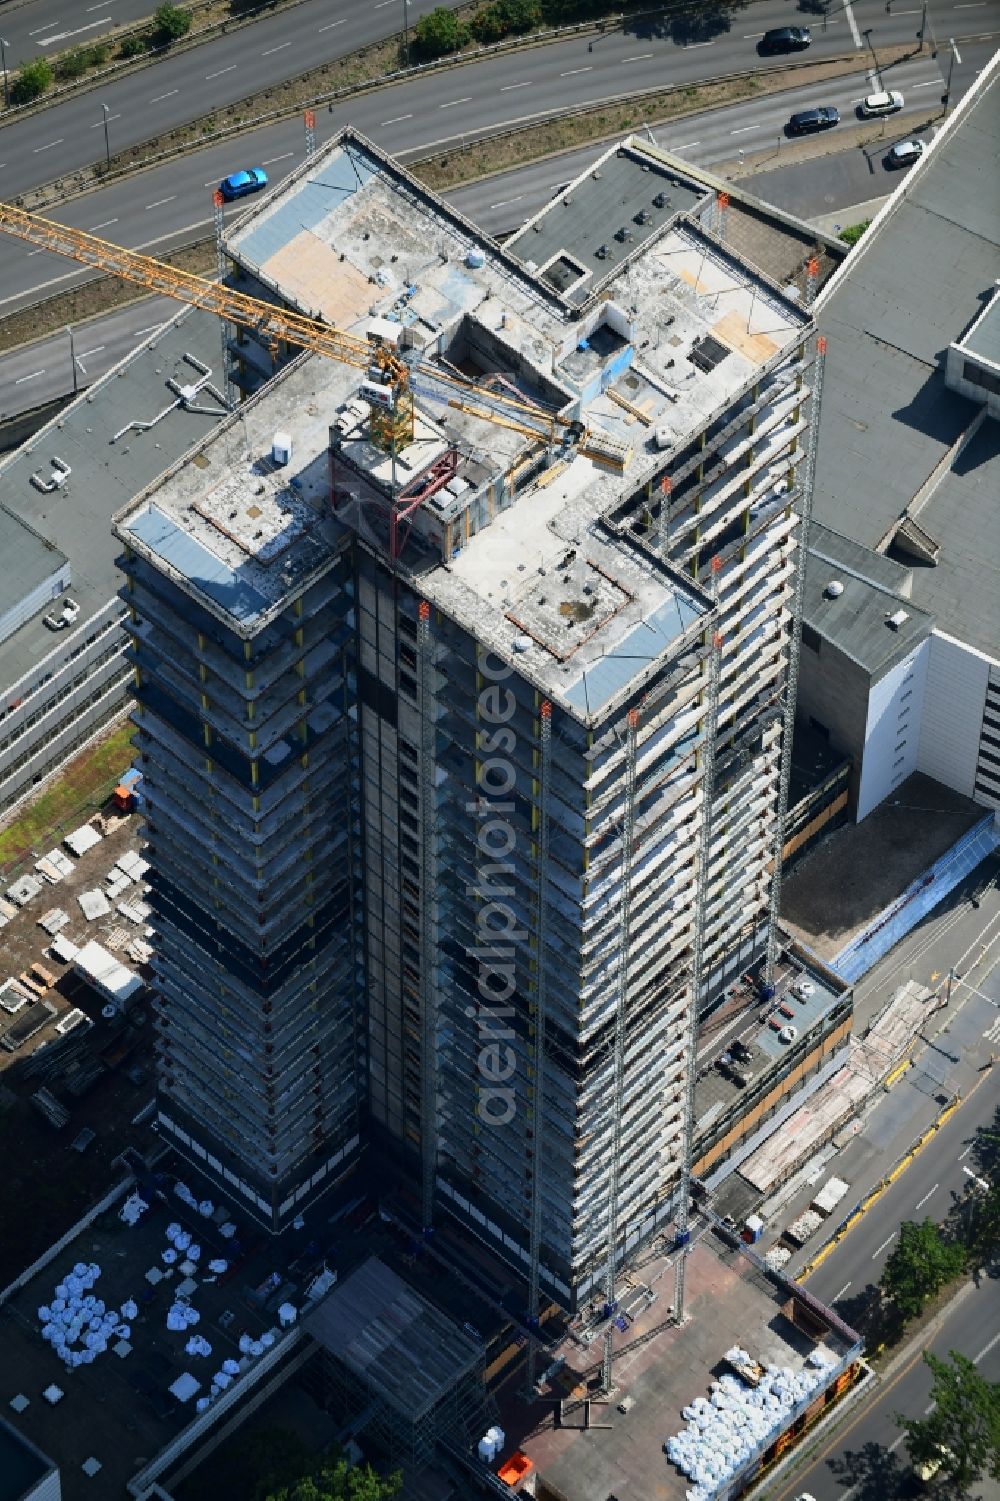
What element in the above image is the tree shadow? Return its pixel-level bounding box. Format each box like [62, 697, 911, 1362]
[621, 1, 748, 45]
[827, 1440, 915, 1499]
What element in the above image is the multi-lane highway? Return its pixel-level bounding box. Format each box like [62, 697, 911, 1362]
[0, 0, 995, 206]
[0, 49, 962, 317]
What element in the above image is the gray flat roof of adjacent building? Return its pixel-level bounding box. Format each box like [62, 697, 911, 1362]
[0, 1416, 54, 1501]
[813, 57, 1000, 661]
[0, 507, 67, 617]
[304, 1256, 482, 1422]
[963, 295, 1000, 365]
[0, 306, 229, 692]
[805, 522, 933, 676]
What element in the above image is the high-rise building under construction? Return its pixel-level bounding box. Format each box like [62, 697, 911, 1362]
[113, 130, 826, 1312]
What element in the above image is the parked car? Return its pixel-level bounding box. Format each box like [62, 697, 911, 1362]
[760, 26, 811, 53]
[787, 106, 840, 135]
[859, 89, 904, 116]
[886, 139, 925, 167]
[219, 167, 268, 200]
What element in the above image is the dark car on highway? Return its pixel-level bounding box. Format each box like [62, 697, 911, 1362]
[760, 26, 811, 54]
[787, 106, 840, 135]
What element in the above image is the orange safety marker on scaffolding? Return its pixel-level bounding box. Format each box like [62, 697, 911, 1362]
[716, 191, 730, 244]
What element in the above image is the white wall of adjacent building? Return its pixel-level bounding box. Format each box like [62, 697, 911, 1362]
[917, 630, 995, 798]
[856, 640, 929, 821]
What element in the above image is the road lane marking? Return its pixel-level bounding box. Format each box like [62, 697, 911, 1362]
[26, 249, 46, 256]
[150, 89, 179, 103]
[206, 65, 236, 80]
[912, 80, 936, 87]
[561, 67, 593, 75]
[672, 140, 701, 150]
[261, 42, 291, 55]
[318, 18, 346, 29]
[685, 40, 715, 47]
[89, 218, 119, 230]
[974, 1331, 1000, 1363]
[963, 1164, 990, 1190]
[261, 153, 293, 165]
[77, 345, 105, 358]
[872, 1231, 896, 1258]
[730, 125, 761, 134]
[833, 1281, 852, 1301]
[132, 324, 164, 338]
[33, 139, 64, 152]
[439, 98, 472, 108]
[623, 54, 654, 62]
[37, 19, 110, 46]
[381, 114, 413, 125]
[145, 196, 177, 210]
[490, 195, 523, 209]
[500, 82, 530, 91]
[15, 370, 45, 384]
[90, 112, 120, 126]
[29, 25, 57, 36]
[914, 1182, 938, 1210]
[843, 0, 863, 47]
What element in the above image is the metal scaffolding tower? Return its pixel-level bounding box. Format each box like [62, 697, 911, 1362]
[765, 334, 827, 982]
[526, 700, 552, 1392]
[418, 599, 438, 1230]
[601, 708, 640, 1394]
[674, 558, 724, 1323]
[212, 189, 234, 410]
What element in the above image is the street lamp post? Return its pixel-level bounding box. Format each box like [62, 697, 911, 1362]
[101, 102, 111, 169]
[918, 0, 938, 56]
[942, 36, 961, 109]
[0, 36, 10, 112]
[862, 28, 882, 86]
[67, 325, 78, 396]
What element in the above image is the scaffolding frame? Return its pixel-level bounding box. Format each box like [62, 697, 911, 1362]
[526, 700, 553, 1391]
[418, 600, 438, 1229]
[674, 560, 724, 1322]
[600, 707, 640, 1394]
[765, 335, 827, 981]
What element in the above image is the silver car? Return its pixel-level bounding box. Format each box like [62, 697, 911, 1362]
[886, 139, 925, 167]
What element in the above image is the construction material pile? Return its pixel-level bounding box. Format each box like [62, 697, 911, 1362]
[37, 1263, 135, 1369]
[664, 1346, 837, 1498]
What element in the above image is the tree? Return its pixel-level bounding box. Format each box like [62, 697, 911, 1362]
[839, 221, 870, 247]
[11, 58, 53, 104]
[471, 0, 542, 43]
[897, 1350, 1000, 1495]
[412, 7, 470, 58]
[880, 1218, 965, 1323]
[265, 1459, 403, 1501]
[153, 3, 193, 44]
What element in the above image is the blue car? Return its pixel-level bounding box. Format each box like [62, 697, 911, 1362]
[219, 167, 268, 200]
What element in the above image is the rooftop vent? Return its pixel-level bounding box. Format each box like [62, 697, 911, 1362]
[824, 580, 844, 599]
[886, 609, 910, 630]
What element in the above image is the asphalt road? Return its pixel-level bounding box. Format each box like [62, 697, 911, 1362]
[0, 0, 446, 152]
[0, 0, 164, 73]
[772, 1281, 1000, 1501]
[0, 0, 995, 206]
[0, 50, 955, 317]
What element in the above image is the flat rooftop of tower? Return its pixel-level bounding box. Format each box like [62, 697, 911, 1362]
[504, 1223, 861, 1501]
[130, 129, 811, 718]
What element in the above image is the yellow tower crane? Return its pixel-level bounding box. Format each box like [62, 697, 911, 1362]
[0, 201, 568, 456]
